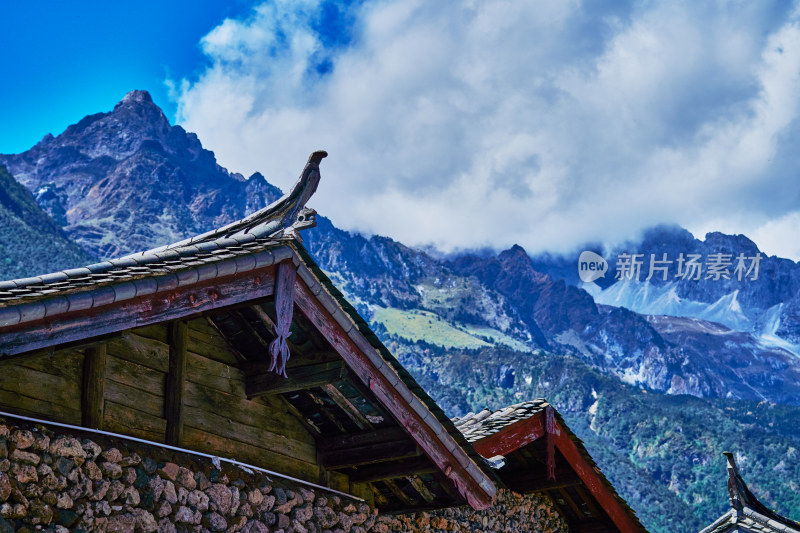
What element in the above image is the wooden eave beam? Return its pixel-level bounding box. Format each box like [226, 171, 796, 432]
[321, 439, 421, 470]
[503, 472, 583, 493]
[319, 426, 408, 451]
[245, 360, 346, 397]
[0, 263, 279, 356]
[291, 271, 495, 509]
[471, 410, 547, 458]
[348, 457, 438, 483]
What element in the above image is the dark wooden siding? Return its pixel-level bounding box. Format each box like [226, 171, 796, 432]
[0, 318, 320, 482]
[0, 348, 83, 424]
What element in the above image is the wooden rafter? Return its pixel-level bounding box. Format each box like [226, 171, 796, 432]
[348, 457, 438, 483]
[408, 476, 436, 503]
[246, 361, 346, 397]
[292, 275, 494, 509]
[322, 383, 372, 430]
[383, 479, 417, 507]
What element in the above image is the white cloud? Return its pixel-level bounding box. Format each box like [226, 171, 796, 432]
[174, 0, 800, 259]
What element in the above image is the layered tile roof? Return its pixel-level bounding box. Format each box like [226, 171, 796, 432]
[0, 151, 327, 327]
[453, 399, 549, 443]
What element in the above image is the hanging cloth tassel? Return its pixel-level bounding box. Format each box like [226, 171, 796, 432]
[269, 260, 297, 378]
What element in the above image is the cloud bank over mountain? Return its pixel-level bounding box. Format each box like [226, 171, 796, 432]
[174, 0, 800, 259]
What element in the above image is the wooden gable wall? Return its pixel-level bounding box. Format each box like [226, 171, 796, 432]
[0, 317, 321, 485]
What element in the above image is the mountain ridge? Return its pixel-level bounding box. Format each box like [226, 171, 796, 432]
[2, 90, 800, 532]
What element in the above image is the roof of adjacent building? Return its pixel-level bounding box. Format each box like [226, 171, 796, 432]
[700, 453, 800, 533]
[453, 399, 549, 443]
[454, 399, 648, 533]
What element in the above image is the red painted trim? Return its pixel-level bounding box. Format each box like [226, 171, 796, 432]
[469, 407, 644, 532]
[471, 411, 546, 458]
[550, 418, 645, 533]
[0, 267, 276, 356]
[292, 277, 495, 510]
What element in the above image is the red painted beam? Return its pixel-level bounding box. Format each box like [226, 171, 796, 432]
[468, 406, 644, 532]
[471, 411, 546, 458]
[550, 416, 645, 533]
[292, 276, 495, 510]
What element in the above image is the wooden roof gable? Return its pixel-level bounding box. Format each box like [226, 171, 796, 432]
[454, 400, 647, 532]
[0, 151, 496, 511]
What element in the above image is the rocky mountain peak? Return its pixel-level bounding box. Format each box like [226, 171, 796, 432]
[117, 89, 153, 106]
[0, 92, 282, 259]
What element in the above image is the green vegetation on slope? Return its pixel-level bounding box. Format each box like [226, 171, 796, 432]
[381, 332, 800, 533]
[0, 165, 95, 280]
[372, 306, 531, 351]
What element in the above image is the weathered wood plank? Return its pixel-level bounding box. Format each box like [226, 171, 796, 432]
[182, 405, 316, 463]
[107, 333, 169, 372]
[182, 426, 319, 482]
[246, 360, 345, 397]
[0, 364, 81, 411]
[14, 349, 83, 379]
[186, 352, 245, 395]
[132, 324, 169, 344]
[0, 390, 82, 425]
[165, 321, 188, 445]
[105, 355, 166, 395]
[186, 333, 239, 366]
[186, 317, 219, 336]
[103, 400, 166, 443]
[104, 380, 164, 418]
[183, 382, 313, 443]
[82, 344, 106, 429]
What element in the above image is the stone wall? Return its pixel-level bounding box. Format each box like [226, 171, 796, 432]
[0, 417, 377, 532]
[0, 416, 568, 533]
[377, 489, 568, 533]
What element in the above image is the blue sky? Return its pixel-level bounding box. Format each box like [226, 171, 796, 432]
[3, 1, 800, 259]
[0, 1, 253, 152]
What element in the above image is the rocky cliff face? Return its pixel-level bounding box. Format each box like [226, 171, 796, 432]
[448, 242, 800, 403]
[0, 90, 281, 259]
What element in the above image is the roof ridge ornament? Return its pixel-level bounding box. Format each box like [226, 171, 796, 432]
[193, 149, 328, 245]
[127, 150, 328, 259]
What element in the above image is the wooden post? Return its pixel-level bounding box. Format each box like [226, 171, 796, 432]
[165, 320, 188, 445]
[82, 344, 107, 429]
